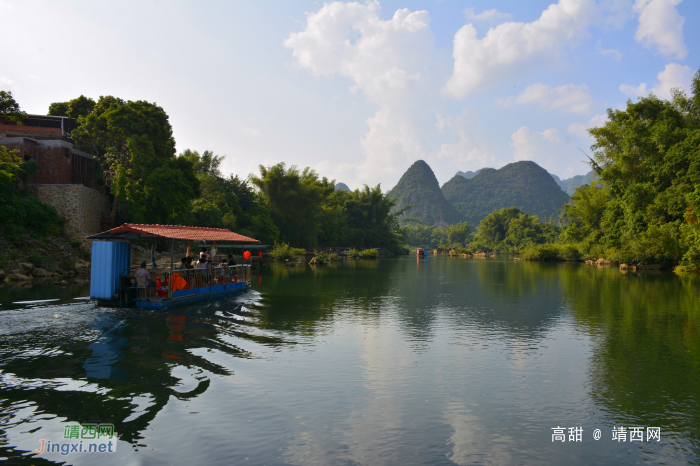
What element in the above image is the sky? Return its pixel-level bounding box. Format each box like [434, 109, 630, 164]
[1, 0, 698, 191]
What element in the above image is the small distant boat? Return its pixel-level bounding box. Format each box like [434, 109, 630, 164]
[416, 248, 427, 257]
[86, 224, 260, 309]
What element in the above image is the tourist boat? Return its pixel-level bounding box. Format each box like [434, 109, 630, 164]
[86, 224, 260, 309]
[416, 248, 427, 257]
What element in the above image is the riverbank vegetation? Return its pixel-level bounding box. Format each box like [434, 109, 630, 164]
[401, 221, 473, 249]
[408, 67, 700, 271]
[0, 94, 407, 252]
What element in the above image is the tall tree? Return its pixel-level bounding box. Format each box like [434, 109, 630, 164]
[68, 96, 199, 225]
[179, 149, 279, 244]
[0, 91, 27, 125]
[250, 163, 333, 247]
[47, 95, 96, 122]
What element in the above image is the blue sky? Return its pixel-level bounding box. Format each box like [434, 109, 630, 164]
[2, 0, 698, 190]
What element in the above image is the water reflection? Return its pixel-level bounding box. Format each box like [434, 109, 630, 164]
[0, 295, 268, 461]
[0, 257, 699, 464]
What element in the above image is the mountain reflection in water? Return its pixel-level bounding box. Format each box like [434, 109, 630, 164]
[0, 257, 698, 465]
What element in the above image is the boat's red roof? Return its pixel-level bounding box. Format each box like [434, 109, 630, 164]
[88, 223, 260, 242]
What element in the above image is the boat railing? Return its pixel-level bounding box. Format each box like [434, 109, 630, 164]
[126, 263, 251, 300]
[163, 265, 251, 299]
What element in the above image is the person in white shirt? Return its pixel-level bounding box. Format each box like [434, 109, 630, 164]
[135, 262, 156, 296]
[196, 257, 211, 286]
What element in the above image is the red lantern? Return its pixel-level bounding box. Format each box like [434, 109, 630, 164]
[258, 250, 263, 258]
[243, 251, 251, 260]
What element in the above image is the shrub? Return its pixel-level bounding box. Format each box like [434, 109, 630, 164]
[28, 250, 44, 269]
[271, 242, 294, 261]
[327, 253, 339, 261]
[346, 248, 360, 258]
[70, 240, 82, 249]
[314, 251, 329, 262]
[520, 243, 560, 260]
[290, 247, 307, 256]
[358, 249, 379, 258]
[558, 244, 582, 261]
[453, 247, 470, 255]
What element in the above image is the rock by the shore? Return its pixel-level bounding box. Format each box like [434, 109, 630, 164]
[7, 273, 33, 281]
[32, 268, 55, 277]
[619, 263, 636, 272]
[597, 258, 613, 267]
[54, 280, 69, 286]
[74, 260, 90, 274]
[18, 262, 35, 274]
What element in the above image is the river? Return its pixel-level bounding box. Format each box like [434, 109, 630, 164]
[0, 256, 698, 465]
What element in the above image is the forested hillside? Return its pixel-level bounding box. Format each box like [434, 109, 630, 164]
[441, 161, 570, 226]
[387, 160, 464, 226]
[551, 170, 599, 195]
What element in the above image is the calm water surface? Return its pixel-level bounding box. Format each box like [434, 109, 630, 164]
[0, 257, 699, 465]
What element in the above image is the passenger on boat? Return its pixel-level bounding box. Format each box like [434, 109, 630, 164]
[179, 257, 188, 271]
[227, 254, 237, 266]
[135, 261, 156, 296]
[196, 257, 211, 286]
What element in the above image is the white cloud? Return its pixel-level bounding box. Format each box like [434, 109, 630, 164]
[0, 76, 15, 89]
[620, 62, 693, 100]
[510, 126, 573, 174]
[431, 108, 497, 174]
[634, 0, 687, 59]
[27, 74, 40, 80]
[464, 8, 513, 22]
[496, 83, 594, 114]
[619, 82, 648, 98]
[284, 1, 431, 105]
[567, 113, 608, 139]
[596, 40, 622, 60]
[284, 1, 442, 185]
[445, 0, 623, 98]
[239, 126, 261, 137]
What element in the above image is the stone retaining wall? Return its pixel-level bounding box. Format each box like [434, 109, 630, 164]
[29, 184, 110, 247]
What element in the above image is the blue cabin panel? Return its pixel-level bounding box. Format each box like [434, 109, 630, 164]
[90, 241, 131, 299]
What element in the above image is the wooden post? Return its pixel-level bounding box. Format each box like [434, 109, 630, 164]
[170, 239, 174, 271]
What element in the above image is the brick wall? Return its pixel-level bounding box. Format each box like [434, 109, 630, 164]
[35, 144, 73, 184]
[30, 184, 111, 247]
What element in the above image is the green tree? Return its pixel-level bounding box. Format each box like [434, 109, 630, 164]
[0, 90, 27, 124]
[471, 207, 560, 252]
[250, 163, 334, 247]
[70, 96, 199, 225]
[47, 95, 96, 122]
[323, 185, 405, 250]
[446, 221, 473, 246]
[178, 149, 280, 244]
[0, 145, 21, 184]
[579, 66, 700, 264]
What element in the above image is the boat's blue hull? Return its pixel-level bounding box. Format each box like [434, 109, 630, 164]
[135, 281, 249, 309]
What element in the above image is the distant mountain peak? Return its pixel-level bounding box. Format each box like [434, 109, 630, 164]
[550, 170, 598, 195]
[334, 182, 350, 192]
[456, 168, 486, 179]
[387, 160, 464, 226]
